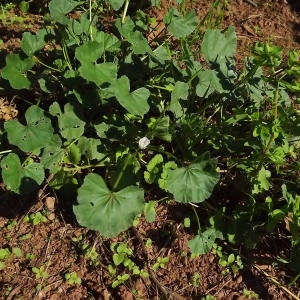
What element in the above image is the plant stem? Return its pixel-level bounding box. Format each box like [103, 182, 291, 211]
[147, 145, 185, 167]
[121, 0, 130, 24]
[0, 150, 12, 155]
[191, 205, 201, 234]
[112, 154, 131, 191]
[34, 57, 60, 72]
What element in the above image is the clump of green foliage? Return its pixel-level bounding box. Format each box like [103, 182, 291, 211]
[1, 0, 300, 271]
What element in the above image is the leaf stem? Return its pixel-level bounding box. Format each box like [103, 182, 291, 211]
[190, 205, 201, 234]
[121, 0, 130, 24]
[34, 57, 60, 72]
[112, 153, 131, 191]
[147, 145, 185, 167]
[0, 150, 12, 155]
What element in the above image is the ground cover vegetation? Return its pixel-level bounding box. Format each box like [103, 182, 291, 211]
[0, 0, 300, 298]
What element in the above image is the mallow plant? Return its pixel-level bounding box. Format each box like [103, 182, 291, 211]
[1, 0, 300, 267]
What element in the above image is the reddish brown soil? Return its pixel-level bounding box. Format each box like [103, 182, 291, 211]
[1, 1, 300, 300]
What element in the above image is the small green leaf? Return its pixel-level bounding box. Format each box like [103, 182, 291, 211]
[73, 174, 144, 237]
[184, 217, 191, 228]
[0, 248, 10, 260]
[66, 144, 81, 165]
[188, 228, 216, 254]
[1, 54, 34, 89]
[49, 102, 85, 141]
[164, 8, 198, 38]
[12, 247, 22, 257]
[40, 136, 65, 173]
[144, 201, 156, 222]
[112, 76, 150, 117]
[21, 32, 45, 56]
[165, 152, 219, 203]
[4, 106, 53, 152]
[170, 81, 189, 117]
[1, 153, 45, 194]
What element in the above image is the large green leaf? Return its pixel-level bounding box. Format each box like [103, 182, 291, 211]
[106, 0, 125, 10]
[165, 152, 219, 203]
[164, 8, 198, 38]
[201, 26, 236, 63]
[4, 106, 53, 152]
[77, 137, 107, 160]
[196, 70, 224, 97]
[187, 228, 217, 254]
[112, 76, 150, 117]
[75, 41, 104, 63]
[93, 31, 121, 52]
[79, 62, 117, 86]
[49, 102, 85, 141]
[73, 174, 144, 237]
[1, 54, 34, 89]
[21, 32, 45, 56]
[1, 153, 44, 194]
[49, 0, 78, 24]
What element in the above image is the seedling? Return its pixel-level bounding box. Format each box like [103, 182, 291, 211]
[192, 272, 201, 287]
[25, 212, 47, 225]
[64, 271, 82, 284]
[212, 244, 243, 274]
[152, 256, 169, 270]
[243, 288, 259, 299]
[32, 265, 49, 279]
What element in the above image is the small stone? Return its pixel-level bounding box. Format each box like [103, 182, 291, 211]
[48, 213, 56, 221]
[45, 197, 55, 211]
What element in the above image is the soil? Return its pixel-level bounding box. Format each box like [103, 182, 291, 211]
[1, 1, 300, 299]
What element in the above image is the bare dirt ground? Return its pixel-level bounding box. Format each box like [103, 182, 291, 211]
[0, 0, 300, 299]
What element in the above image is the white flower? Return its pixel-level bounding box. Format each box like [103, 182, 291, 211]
[138, 137, 150, 149]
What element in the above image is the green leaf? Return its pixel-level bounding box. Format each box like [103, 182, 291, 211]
[165, 152, 219, 203]
[21, 32, 45, 56]
[40, 135, 65, 173]
[196, 70, 224, 97]
[77, 137, 107, 160]
[1, 54, 34, 89]
[4, 106, 53, 152]
[49, 0, 78, 24]
[150, 116, 172, 142]
[93, 31, 121, 52]
[73, 174, 144, 237]
[49, 102, 85, 141]
[144, 201, 156, 222]
[201, 27, 236, 63]
[0, 248, 10, 260]
[112, 76, 150, 117]
[164, 8, 198, 38]
[187, 228, 216, 254]
[20, 1, 30, 13]
[66, 144, 81, 165]
[126, 32, 152, 55]
[79, 62, 117, 86]
[170, 81, 189, 117]
[12, 247, 22, 257]
[106, 0, 125, 10]
[75, 41, 104, 63]
[1, 153, 44, 194]
[144, 154, 164, 184]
